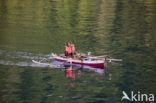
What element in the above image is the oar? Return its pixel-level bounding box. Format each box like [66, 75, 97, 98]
[87, 56, 122, 62]
[93, 55, 108, 58]
[107, 58, 122, 62]
[88, 57, 106, 60]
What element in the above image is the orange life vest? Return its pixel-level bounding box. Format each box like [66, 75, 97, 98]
[65, 46, 71, 54]
[70, 44, 75, 52]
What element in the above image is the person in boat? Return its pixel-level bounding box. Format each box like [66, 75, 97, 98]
[85, 52, 92, 61]
[65, 42, 72, 57]
[70, 43, 77, 58]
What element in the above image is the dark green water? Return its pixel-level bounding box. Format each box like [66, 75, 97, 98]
[0, 0, 156, 103]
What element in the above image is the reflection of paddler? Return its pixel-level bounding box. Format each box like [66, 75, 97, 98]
[65, 66, 75, 80]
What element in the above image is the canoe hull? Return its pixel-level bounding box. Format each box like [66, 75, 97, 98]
[54, 57, 104, 67]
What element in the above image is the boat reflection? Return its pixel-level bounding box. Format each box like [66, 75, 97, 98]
[63, 64, 107, 87]
[64, 66, 78, 80]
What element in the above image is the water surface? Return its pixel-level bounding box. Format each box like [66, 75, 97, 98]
[0, 0, 156, 103]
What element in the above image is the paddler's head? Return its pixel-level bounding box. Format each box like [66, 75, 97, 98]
[88, 52, 91, 56]
[67, 42, 70, 46]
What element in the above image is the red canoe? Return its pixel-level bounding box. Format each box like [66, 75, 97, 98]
[53, 55, 105, 67]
